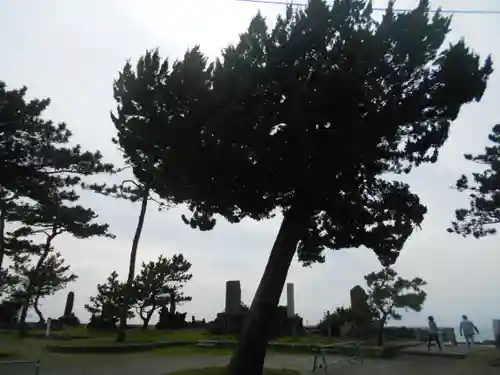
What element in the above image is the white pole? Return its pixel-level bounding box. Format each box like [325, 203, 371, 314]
[45, 318, 52, 337]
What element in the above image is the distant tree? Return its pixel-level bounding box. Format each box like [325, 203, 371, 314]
[318, 305, 377, 337]
[449, 124, 500, 238]
[0, 81, 114, 279]
[365, 267, 427, 346]
[317, 307, 353, 336]
[0, 268, 21, 300]
[103, 54, 174, 341]
[111, 1, 492, 373]
[85, 271, 134, 327]
[12, 251, 77, 323]
[132, 254, 192, 328]
[7, 185, 113, 335]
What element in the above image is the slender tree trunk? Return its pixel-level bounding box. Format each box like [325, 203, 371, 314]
[228, 204, 310, 375]
[19, 232, 54, 337]
[170, 293, 176, 314]
[117, 187, 149, 342]
[33, 294, 45, 324]
[377, 315, 387, 346]
[141, 309, 155, 329]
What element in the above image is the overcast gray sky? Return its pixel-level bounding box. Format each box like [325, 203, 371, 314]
[1, 0, 499, 332]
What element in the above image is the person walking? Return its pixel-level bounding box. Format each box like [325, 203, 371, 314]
[427, 316, 442, 351]
[459, 315, 479, 351]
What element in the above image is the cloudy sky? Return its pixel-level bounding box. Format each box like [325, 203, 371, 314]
[1, 0, 499, 332]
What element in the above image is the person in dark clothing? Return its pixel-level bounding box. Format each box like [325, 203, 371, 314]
[427, 316, 442, 351]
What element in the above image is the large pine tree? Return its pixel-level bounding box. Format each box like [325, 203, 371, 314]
[111, 1, 492, 373]
[0, 81, 114, 278]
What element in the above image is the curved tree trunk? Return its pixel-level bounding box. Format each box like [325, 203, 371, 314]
[377, 315, 387, 346]
[19, 230, 55, 337]
[228, 205, 310, 375]
[170, 293, 176, 314]
[116, 187, 149, 342]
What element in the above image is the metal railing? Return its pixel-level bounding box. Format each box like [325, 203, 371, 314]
[0, 360, 40, 375]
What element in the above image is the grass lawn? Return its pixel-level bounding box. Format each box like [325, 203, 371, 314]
[0, 326, 349, 361]
[165, 367, 300, 375]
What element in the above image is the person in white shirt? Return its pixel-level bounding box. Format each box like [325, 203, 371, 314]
[427, 316, 442, 351]
[459, 315, 479, 350]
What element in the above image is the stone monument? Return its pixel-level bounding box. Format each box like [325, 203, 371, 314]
[349, 285, 373, 338]
[493, 319, 500, 347]
[63, 291, 75, 317]
[225, 280, 241, 314]
[45, 318, 52, 337]
[210, 280, 244, 336]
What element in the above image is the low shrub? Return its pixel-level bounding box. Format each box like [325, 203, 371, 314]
[58, 313, 81, 327]
[156, 311, 188, 330]
[87, 314, 117, 331]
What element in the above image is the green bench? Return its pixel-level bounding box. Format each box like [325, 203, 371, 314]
[312, 342, 363, 374]
[0, 360, 40, 375]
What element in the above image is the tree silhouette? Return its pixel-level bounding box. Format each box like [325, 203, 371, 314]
[0, 81, 114, 282]
[104, 55, 174, 341]
[8, 190, 113, 335]
[133, 254, 192, 328]
[12, 251, 77, 323]
[111, 1, 492, 373]
[449, 124, 500, 237]
[85, 271, 134, 327]
[365, 267, 427, 345]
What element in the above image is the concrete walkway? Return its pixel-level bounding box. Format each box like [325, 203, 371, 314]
[2, 352, 497, 375]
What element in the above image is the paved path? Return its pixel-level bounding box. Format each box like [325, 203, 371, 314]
[2, 352, 497, 375]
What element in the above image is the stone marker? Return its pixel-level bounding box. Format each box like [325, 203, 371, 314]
[225, 280, 241, 314]
[45, 318, 52, 337]
[286, 283, 295, 318]
[493, 319, 500, 347]
[350, 285, 372, 338]
[63, 291, 75, 317]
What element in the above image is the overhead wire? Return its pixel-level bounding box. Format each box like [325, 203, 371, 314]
[235, 0, 500, 15]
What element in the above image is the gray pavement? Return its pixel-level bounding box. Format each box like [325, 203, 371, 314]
[2, 351, 497, 375]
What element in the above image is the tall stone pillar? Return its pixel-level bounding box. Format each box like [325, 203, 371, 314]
[493, 319, 500, 348]
[225, 280, 241, 314]
[286, 283, 295, 318]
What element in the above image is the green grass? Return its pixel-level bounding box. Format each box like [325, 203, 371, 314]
[0, 327, 361, 359]
[165, 367, 300, 375]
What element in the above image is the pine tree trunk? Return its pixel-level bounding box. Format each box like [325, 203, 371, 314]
[170, 294, 176, 314]
[228, 204, 310, 375]
[377, 316, 387, 346]
[19, 232, 54, 337]
[141, 316, 151, 329]
[116, 187, 149, 342]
